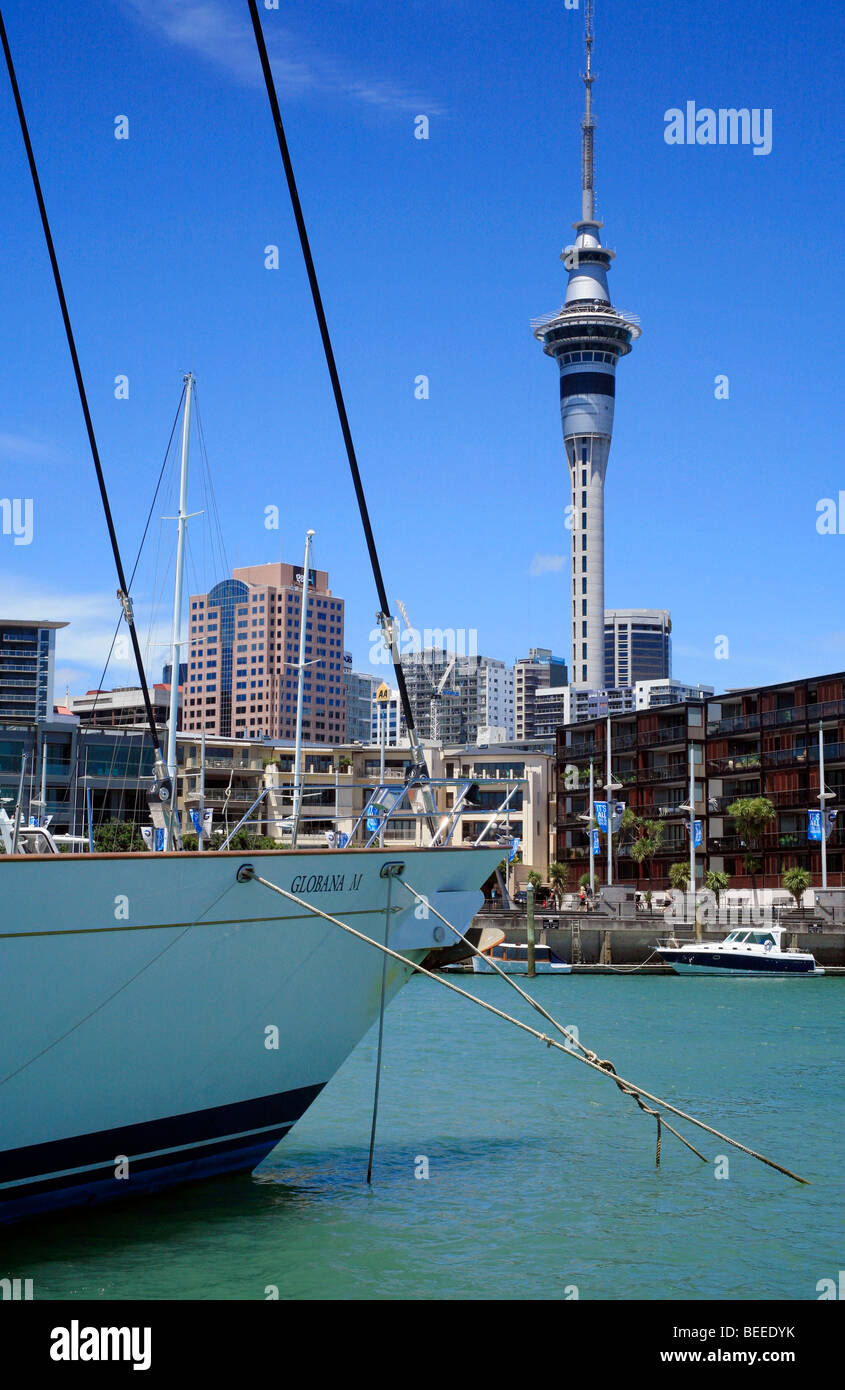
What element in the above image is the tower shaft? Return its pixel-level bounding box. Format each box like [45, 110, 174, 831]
[531, 0, 640, 689]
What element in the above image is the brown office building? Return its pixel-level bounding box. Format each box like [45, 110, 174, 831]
[182, 561, 346, 743]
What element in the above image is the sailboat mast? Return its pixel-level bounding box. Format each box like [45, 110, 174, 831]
[291, 529, 315, 848]
[166, 374, 194, 798]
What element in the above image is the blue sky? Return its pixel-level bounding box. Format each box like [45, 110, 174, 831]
[0, 0, 843, 701]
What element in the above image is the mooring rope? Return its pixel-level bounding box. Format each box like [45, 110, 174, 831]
[240, 868, 809, 1184]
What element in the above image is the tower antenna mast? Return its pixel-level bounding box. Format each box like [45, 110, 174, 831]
[581, 0, 596, 222]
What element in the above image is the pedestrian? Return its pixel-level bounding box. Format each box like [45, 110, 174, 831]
[579, 885, 586, 911]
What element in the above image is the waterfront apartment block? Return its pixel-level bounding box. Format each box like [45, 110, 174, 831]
[182, 561, 345, 744]
[556, 670, 845, 889]
[0, 619, 65, 723]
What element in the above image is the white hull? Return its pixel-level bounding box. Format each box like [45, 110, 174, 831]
[0, 846, 498, 1222]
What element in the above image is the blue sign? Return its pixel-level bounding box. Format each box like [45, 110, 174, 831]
[190, 810, 203, 837]
[685, 819, 703, 848]
[337, 831, 349, 849]
[154, 827, 165, 853]
[594, 800, 608, 833]
[808, 810, 823, 841]
[366, 813, 380, 834]
[591, 828, 601, 856]
[508, 836, 521, 863]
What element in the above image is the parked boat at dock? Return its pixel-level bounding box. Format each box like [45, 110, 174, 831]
[656, 926, 824, 977]
[473, 941, 571, 974]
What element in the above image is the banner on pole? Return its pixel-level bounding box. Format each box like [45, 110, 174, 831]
[591, 828, 601, 856]
[808, 810, 823, 841]
[508, 836, 521, 863]
[825, 809, 838, 841]
[594, 801, 608, 833]
[685, 819, 703, 848]
[611, 800, 625, 832]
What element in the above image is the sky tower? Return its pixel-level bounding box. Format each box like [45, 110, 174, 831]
[532, 0, 640, 689]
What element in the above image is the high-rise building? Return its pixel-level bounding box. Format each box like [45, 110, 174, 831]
[514, 648, 568, 740]
[344, 663, 378, 743]
[401, 650, 514, 745]
[183, 561, 345, 742]
[532, 3, 640, 688]
[0, 619, 66, 723]
[604, 609, 672, 687]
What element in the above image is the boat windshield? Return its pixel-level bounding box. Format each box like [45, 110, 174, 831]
[746, 932, 776, 946]
[726, 931, 750, 942]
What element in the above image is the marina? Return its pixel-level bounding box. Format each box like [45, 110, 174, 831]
[0, 0, 842, 1341]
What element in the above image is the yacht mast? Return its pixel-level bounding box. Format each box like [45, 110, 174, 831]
[165, 373, 194, 846]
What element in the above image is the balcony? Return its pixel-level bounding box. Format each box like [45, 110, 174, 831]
[706, 753, 762, 775]
[706, 712, 760, 736]
[807, 698, 845, 722]
[638, 763, 688, 783]
[638, 724, 688, 748]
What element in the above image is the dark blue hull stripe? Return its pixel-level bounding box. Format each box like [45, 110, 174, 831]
[0, 1083, 324, 1200]
[659, 952, 817, 974]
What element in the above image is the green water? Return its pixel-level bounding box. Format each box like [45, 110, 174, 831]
[4, 975, 843, 1300]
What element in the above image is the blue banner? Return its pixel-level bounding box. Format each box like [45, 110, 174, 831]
[594, 800, 608, 833]
[508, 836, 521, 863]
[591, 828, 601, 856]
[808, 810, 822, 841]
[366, 813, 380, 834]
[685, 819, 703, 848]
[190, 810, 202, 838]
[337, 831, 349, 849]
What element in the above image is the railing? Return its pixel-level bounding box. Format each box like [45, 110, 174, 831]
[807, 698, 845, 722]
[637, 764, 688, 783]
[637, 724, 687, 748]
[707, 712, 761, 736]
[706, 754, 762, 774]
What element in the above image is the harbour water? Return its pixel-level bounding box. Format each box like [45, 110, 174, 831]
[4, 975, 842, 1301]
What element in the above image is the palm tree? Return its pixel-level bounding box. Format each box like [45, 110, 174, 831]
[628, 814, 664, 896]
[705, 869, 730, 908]
[782, 866, 811, 912]
[726, 796, 776, 892]
[526, 869, 543, 895]
[548, 861, 569, 908]
[669, 862, 690, 892]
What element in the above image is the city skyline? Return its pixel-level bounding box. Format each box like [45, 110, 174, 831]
[1, 0, 843, 704]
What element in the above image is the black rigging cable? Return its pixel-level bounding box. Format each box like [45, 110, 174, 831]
[246, 0, 425, 770]
[0, 10, 169, 792]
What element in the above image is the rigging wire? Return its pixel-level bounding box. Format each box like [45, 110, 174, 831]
[0, 11, 165, 770]
[245, 0, 425, 772]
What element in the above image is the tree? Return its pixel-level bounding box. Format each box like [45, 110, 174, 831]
[782, 866, 811, 911]
[578, 872, 591, 889]
[526, 869, 543, 893]
[669, 862, 690, 891]
[705, 869, 730, 906]
[727, 796, 776, 889]
[93, 819, 146, 853]
[547, 861, 569, 907]
[629, 816, 664, 895]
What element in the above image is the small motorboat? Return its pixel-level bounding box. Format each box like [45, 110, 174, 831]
[472, 941, 571, 974]
[656, 926, 824, 977]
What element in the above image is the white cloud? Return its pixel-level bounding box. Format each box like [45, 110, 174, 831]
[529, 553, 567, 576]
[0, 433, 57, 463]
[0, 576, 172, 693]
[119, 0, 441, 114]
